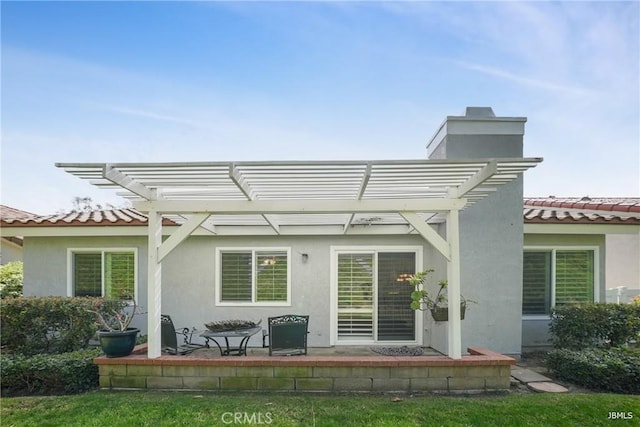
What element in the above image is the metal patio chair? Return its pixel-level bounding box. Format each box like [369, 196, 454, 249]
[161, 314, 205, 355]
[264, 314, 309, 356]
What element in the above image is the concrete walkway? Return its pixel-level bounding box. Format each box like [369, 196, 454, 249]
[511, 366, 568, 393]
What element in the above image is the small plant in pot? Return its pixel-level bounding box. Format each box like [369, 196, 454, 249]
[407, 270, 475, 321]
[88, 297, 141, 357]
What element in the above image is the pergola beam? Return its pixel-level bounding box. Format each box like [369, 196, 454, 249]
[229, 163, 253, 199]
[399, 212, 451, 260]
[453, 160, 498, 198]
[103, 165, 156, 200]
[262, 215, 280, 234]
[177, 214, 217, 235]
[357, 163, 372, 199]
[158, 213, 211, 262]
[343, 214, 356, 234]
[343, 164, 373, 233]
[132, 198, 468, 215]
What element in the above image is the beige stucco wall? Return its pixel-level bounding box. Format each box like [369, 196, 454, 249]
[23, 234, 437, 348]
[1, 239, 23, 264]
[22, 229, 528, 355]
[605, 233, 640, 301]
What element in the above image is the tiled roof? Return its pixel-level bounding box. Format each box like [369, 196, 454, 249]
[0, 205, 39, 247]
[0, 209, 177, 227]
[3, 199, 639, 228]
[0, 205, 38, 220]
[524, 197, 640, 224]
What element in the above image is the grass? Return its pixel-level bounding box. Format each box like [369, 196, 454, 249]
[1, 391, 638, 426]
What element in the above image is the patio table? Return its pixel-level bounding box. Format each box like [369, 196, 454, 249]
[200, 326, 262, 356]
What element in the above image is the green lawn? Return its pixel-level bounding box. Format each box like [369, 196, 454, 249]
[1, 391, 638, 426]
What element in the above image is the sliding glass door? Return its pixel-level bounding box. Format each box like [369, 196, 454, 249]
[335, 249, 418, 343]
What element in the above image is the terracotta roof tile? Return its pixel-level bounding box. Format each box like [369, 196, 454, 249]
[0, 208, 177, 227]
[524, 197, 640, 225]
[0, 205, 38, 220]
[0, 205, 37, 247]
[3, 198, 639, 228]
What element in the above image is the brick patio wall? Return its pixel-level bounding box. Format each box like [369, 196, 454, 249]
[95, 346, 515, 393]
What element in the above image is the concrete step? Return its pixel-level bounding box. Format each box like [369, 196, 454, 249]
[511, 366, 568, 393]
[527, 381, 569, 393]
[511, 366, 552, 383]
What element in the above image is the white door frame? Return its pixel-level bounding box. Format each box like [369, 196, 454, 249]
[329, 245, 423, 346]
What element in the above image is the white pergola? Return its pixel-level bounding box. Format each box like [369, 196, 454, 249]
[57, 158, 541, 359]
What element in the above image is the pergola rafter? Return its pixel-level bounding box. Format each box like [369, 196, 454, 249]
[57, 158, 541, 360]
[228, 162, 280, 233]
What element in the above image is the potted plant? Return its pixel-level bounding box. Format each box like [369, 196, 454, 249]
[88, 298, 140, 357]
[407, 270, 475, 321]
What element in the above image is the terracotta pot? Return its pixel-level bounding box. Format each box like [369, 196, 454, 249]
[97, 328, 139, 358]
[430, 304, 466, 322]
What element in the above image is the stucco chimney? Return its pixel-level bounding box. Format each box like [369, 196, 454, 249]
[426, 107, 526, 160]
[425, 107, 527, 357]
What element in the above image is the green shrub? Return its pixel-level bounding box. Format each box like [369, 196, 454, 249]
[546, 347, 640, 394]
[0, 261, 23, 298]
[0, 348, 102, 396]
[0, 296, 125, 355]
[549, 303, 640, 349]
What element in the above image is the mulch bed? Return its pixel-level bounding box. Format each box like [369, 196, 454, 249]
[370, 346, 424, 356]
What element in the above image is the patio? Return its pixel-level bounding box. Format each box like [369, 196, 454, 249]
[95, 345, 515, 393]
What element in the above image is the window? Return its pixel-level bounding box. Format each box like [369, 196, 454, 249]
[217, 248, 290, 305]
[70, 249, 137, 300]
[522, 248, 597, 316]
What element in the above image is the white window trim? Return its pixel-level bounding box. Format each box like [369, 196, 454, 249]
[215, 247, 292, 307]
[329, 245, 423, 346]
[523, 245, 600, 320]
[67, 248, 139, 301]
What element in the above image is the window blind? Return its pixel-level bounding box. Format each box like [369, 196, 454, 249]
[555, 250, 594, 306]
[377, 252, 415, 341]
[105, 252, 135, 299]
[73, 251, 135, 299]
[256, 251, 288, 302]
[73, 253, 102, 297]
[220, 252, 252, 302]
[337, 253, 374, 339]
[522, 251, 551, 315]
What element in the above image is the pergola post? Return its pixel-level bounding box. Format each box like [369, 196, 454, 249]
[401, 210, 462, 359]
[446, 208, 462, 359]
[147, 208, 162, 358]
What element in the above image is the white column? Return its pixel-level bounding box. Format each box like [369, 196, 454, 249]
[147, 209, 162, 358]
[446, 209, 462, 359]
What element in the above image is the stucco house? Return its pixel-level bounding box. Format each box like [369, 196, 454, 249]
[8, 107, 637, 360]
[521, 197, 640, 349]
[0, 205, 37, 265]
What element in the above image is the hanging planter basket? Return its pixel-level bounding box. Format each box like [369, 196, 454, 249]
[97, 328, 139, 358]
[430, 304, 466, 322]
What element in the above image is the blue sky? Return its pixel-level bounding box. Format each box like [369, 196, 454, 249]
[2, 1, 638, 214]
